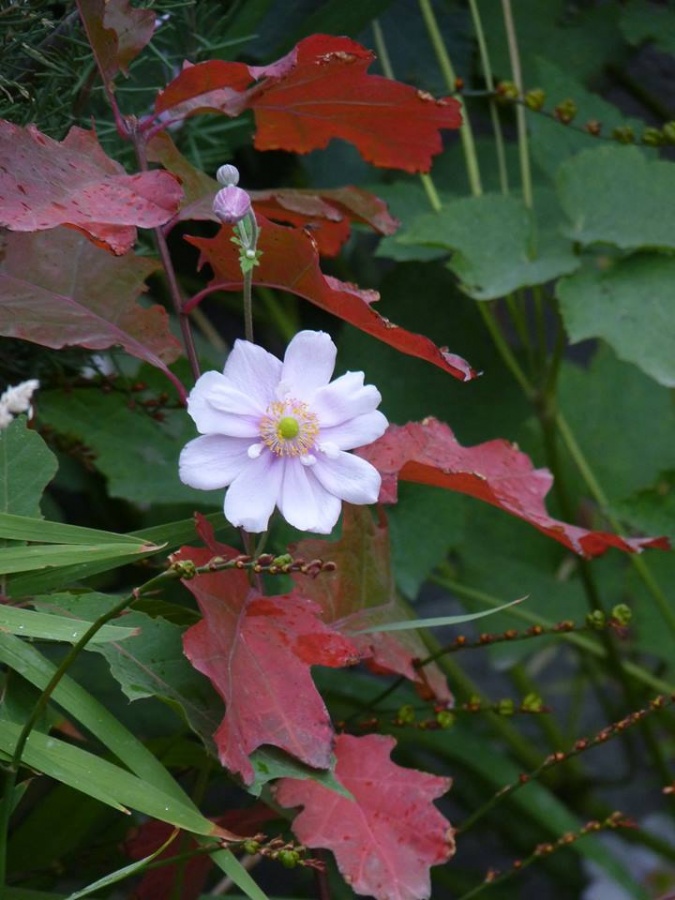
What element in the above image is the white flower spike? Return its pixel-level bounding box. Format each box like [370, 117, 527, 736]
[179, 331, 388, 534]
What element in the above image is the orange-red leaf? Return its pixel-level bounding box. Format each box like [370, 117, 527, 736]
[359, 419, 670, 557]
[276, 733, 455, 900]
[0, 123, 182, 254]
[187, 218, 477, 382]
[156, 35, 461, 172]
[77, 0, 156, 85]
[293, 505, 452, 704]
[174, 522, 359, 784]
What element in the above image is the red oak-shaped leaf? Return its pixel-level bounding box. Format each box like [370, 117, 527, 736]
[174, 531, 360, 784]
[359, 419, 670, 557]
[0, 229, 183, 388]
[147, 131, 398, 255]
[276, 733, 455, 900]
[78, 0, 155, 85]
[187, 218, 477, 382]
[294, 505, 452, 705]
[0, 123, 182, 254]
[156, 35, 461, 172]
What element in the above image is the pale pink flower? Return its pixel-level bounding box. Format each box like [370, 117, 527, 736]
[179, 331, 387, 534]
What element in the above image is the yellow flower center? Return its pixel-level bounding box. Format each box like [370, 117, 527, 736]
[259, 399, 319, 457]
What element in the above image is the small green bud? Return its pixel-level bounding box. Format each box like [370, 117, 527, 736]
[278, 849, 299, 869]
[272, 554, 293, 567]
[612, 604, 632, 626]
[612, 125, 635, 144]
[243, 839, 260, 855]
[521, 692, 544, 713]
[641, 127, 665, 147]
[497, 80, 520, 101]
[662, 122, 675, 144]
[397, 704, 416, 725]
[524, 88, 546, 111]
[587, 610, 606, 630]
[554, 99, 577, 124]
[497, 698, 515, 717]
[436, 710, 455, 729]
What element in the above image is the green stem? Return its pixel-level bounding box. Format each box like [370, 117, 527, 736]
[501, 0, 533, 209]
[418, 0, 482, 197]
[468, 0, 509, 194]
[420, 173, 443, 212]
[243, 267, 254, 344]
[476, 302, 534, 397]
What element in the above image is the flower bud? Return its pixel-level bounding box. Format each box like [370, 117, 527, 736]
[213, 185, 252, 224]
[216, 164, 240, 187]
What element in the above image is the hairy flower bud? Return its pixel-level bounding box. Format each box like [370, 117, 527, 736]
[213, 185, 252, 224]
[216, 163, 240, 187]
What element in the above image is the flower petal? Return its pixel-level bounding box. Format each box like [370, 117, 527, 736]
[179, 435, 251, 489]
[187, 371, 262, 437]
[321, 410, 389, 451]
[312, 451, 382, 504]
[223, 339, 282, 408]
[311, 371, 382, 426]
[224, 451, 283, 533]
[281, 331, 336, 400]
[279, 460, 342, 534]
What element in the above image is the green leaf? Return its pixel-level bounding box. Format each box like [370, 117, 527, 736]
[620, 0, 675, 54]
[0, 541, 161, 575]
[613, 472, 675, 539]
[37, 388, 219, 507]
[355, 595, 525, 633]
[558, 347, 675, 502]
[557, 146, 675, 251]
[0, 510, 146, 545]
[65, 829, 177, 900]
[0, 720, 217, 833]
[0, 604, 137, 643]
[0, 417, 57, 518]
[399, 192, 578, 300]
[557, 255, 675, 388]
[248, 747, 352, 799]
[34, 592, 222, 749]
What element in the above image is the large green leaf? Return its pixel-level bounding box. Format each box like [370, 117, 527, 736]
[37, 388, 219, 507]
[558, 347, 675, 502]
[557, 146, 675, 251]
[0, 417, 57, 518]
[620, 0, 675, 54]
[557, 255, 675, 388]
[399, 192, 578, 300]
[34, 592, 222, 749]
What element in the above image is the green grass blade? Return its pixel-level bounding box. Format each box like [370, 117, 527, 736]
[0, 605, 138, 643]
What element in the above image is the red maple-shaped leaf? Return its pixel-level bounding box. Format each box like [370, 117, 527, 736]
[276, 733, 455, 900]
[186, 218, 477, 382]
[0, 123, 182, 254]
[174, 528, 360, 784]
[78, 0, 155, 86]
[293, 505, 452, 705]
[359, 419, 670, 557]
[156, 35, 461, 173]
[147, 131, 398, 256]
[0, 229, 183, 390]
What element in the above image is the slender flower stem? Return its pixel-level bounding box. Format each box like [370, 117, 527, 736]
[476, 302, 534, 398]
[468, 0, 509, 194]
[132, 131, 201, 385]
[243, 267, 254, 343]
[418, 0, 482, 197]
[501, 0, 533, 209]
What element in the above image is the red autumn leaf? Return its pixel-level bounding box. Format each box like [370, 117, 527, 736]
[0, 123, 182, 255]
[276, 733, 455, 900]
[147, 132, 398, 255]
[77, 0, 155, 86]
[186, 218, 477, 382]
[359, 419, 670, 557]
[293, 505, 452, 705]
[155, 35, 461, 173]
[174, 525, 360, 784]
[0, 229, 184, 392]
